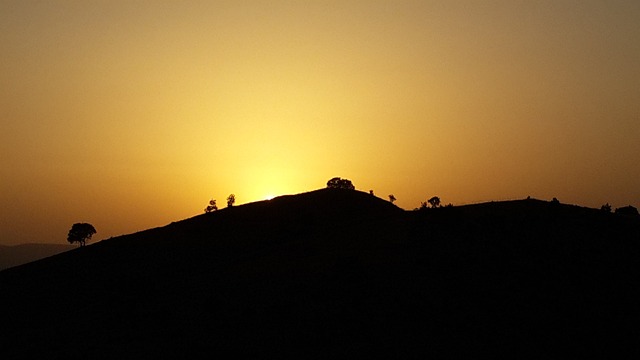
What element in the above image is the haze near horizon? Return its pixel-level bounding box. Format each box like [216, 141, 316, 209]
[2, 0, 639, 245]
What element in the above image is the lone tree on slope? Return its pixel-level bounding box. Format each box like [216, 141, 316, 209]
[326, 177, 355, 190]
[389, 194, 396, 203]
[227, 194, 236, 208]
[205, 199, 218, 213]
[67, 223, 96, 247]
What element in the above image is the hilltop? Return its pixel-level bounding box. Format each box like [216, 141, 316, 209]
[1, 189, 639, 358]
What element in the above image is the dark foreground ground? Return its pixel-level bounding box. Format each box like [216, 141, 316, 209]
[1, 189, 639, 358]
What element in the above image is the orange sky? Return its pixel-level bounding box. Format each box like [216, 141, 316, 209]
[2, 1, 639, 245]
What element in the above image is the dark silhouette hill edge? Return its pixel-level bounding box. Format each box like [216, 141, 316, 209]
[1, 189, 639, 358]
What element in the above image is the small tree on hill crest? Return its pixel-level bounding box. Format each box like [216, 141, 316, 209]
[205, 199, 218, 213]
[326, 177, 355, 190]
[227, 194, 236, 207]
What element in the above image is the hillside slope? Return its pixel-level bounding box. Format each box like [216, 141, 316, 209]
[1, 191, 638, 358]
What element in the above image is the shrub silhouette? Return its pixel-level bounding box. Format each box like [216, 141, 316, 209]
[428, 196, 441, 208]
[227, 194, 236, 208]
[326, 177, 355, 190]
[601, 203, 612, 213]
[205, 199, 218, 213]
[389, 194, 396, 203]
[67, 223, 96, 247]
[615, 205, 639, 216]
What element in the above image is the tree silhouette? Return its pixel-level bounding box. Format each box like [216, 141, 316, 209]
[601, 203, 612, 213]
[67, 223, 96, 247]
[205, 199, 218, 213]
[428, 196, 441, 208]
[227, 194, 236, 208]
[326, 177, 355, 190]
[389, 194, 396, 203]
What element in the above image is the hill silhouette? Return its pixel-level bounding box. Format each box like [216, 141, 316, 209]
[1, 189, 639, 358]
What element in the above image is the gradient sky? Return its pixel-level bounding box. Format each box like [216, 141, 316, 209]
[2, 0, 639, 245]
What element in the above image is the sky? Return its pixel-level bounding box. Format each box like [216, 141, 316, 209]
[1, 0, 639, 245]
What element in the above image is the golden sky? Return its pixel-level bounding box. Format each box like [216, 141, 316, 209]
[2, 0, 639, 245]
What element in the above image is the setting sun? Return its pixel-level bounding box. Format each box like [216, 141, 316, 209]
[1, 0, 639, 245]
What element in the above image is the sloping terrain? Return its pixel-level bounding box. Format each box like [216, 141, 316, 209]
[1, 190, 638, 358]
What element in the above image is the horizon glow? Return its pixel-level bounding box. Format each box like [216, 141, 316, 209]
[1, 1, 639, 245]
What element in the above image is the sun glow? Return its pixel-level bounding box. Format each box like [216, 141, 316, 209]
[1, 1, 639, 246]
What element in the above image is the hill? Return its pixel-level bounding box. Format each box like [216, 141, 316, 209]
[0, 243, 75, 270]
[1, 190, 639, 358]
